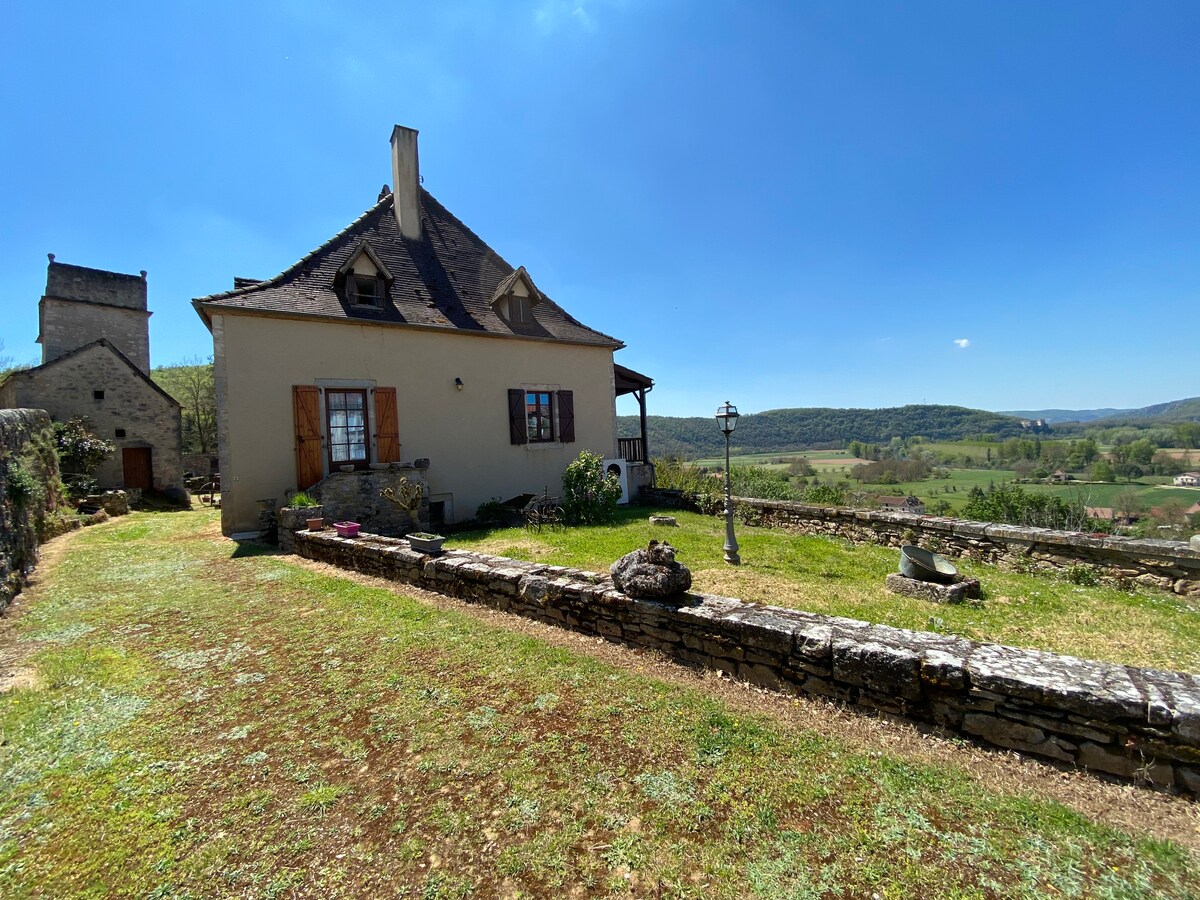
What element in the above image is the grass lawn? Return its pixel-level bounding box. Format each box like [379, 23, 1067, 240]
[1, 509, 1198, 897]
[453, 508, 1200, 673]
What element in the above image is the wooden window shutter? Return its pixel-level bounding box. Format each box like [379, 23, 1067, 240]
[557, 390, 575, 443]
[292, 385, 324, 490]
[508, 389, 528, 445]
[374, 386, 400, 463]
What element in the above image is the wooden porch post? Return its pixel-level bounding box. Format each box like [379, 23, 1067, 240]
[638, 387, 649, 463]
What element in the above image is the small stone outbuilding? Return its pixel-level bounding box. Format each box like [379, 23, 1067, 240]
[0, 258, 183, 494]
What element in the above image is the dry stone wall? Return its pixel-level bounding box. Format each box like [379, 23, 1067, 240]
[283, 523, 1200, 794]
[640, 489, 1200, 596]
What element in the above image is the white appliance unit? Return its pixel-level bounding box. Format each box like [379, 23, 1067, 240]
[602, 458, 631, 505]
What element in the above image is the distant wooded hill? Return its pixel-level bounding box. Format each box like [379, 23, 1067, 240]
[1004, 397, 1200, 428]
[999, 407, 1131, 424]
[617, 405, 1028, 459]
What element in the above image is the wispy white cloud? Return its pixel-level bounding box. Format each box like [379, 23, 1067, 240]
[534, 0, 601, 35]
[953, 338, 970, 349]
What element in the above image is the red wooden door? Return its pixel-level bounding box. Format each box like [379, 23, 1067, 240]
[122, 447, 153, 490]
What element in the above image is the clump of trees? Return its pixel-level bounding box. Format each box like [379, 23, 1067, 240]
[851, 458, 930, 484]
[152, 358, 216, 455]
[962, 484, 1096, 532]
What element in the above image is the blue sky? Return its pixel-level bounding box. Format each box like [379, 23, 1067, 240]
[1, 1, 1196, 418]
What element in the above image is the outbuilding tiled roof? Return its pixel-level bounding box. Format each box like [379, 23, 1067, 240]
[193, 190, 622, 349]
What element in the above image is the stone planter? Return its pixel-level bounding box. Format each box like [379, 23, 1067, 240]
[407, 532, 446, 553]
[279, 506, 323, 532]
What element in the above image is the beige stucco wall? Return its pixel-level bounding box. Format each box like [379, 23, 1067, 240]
[0, 344, 183, 491]
[212, 313, 618, 535]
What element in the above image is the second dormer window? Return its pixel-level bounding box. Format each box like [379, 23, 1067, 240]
[350, 274, 382, 306]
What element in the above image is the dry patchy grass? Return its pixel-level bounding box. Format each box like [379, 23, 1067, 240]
[0, 509, 1197, 898]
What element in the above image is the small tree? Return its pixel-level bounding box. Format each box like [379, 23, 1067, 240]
[54, 417, 114, 497]
[561, 450, 622, 524]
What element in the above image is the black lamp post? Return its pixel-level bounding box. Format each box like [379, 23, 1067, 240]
[715, 401, 740, 565]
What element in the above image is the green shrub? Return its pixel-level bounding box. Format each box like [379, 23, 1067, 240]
[801, 484, 846, 506]
[5, 458, 43, 510]
[561, 450, 622, 525]
[962, 483, 1094, 531]
[53, 417, 113, 499]
[475, 498, 508, 524]
[289, 491, 319, 508]
[1066, 564, 1099, 587]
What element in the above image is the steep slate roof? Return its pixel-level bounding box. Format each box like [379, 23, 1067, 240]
[193, 190, 623, 349]
[2, 338, 181, 408]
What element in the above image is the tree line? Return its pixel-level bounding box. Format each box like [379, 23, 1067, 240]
[621, 405, 1030, 459]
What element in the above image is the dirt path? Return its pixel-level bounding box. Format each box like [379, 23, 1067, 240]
[0, 528, 81, 694]
[287, 553, 1200, 851]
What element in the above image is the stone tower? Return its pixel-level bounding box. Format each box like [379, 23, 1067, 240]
[39, 255, 152, 373]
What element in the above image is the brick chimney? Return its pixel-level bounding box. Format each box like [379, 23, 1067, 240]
[390, 125, 422, 240]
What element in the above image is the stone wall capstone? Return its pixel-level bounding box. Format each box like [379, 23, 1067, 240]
[639, 489, 1200, 596]
[280, 519, 1200, 794]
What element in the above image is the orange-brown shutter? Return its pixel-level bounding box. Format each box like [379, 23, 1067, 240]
[374, 386, 400, 463]
[293, 385, 323, 490]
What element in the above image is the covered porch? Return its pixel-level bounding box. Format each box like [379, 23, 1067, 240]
[614, 363, 654, 463]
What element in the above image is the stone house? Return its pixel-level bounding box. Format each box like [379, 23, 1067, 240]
[877, 494, 926, 514]
[193, 125, 653, 537]
[0, 259, 183, 494]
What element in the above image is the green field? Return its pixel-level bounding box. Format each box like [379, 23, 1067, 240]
[694, 447, 1200, 517]
[693, 449, 855, 468]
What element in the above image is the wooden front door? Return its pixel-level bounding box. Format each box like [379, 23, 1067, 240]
[122, 447, 154, 490]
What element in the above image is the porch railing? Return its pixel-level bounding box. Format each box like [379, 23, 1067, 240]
[617, 437, 644, 464]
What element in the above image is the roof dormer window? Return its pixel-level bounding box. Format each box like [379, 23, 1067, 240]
[508, 294, 532, 323]
[490, 266, 543, 327]
[350, 273, 382, 307]
[336, 240, 393, 309]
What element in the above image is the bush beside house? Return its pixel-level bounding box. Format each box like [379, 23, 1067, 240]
[0, 409, 64, 611]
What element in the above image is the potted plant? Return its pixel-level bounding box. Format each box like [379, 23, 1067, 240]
[406, 532, 446, 553]
[333, 521, 361, 538]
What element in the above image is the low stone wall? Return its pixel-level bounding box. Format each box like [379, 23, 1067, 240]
[640, 488, 1200, 596]
[0, 409, 62, 613]
[283, 524, 1200, 794]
